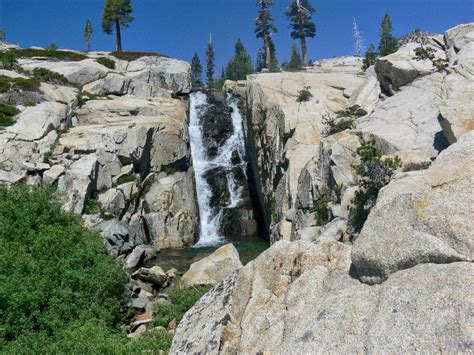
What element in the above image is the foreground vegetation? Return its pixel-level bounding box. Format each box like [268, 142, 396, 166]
[0, 185, 209, 353]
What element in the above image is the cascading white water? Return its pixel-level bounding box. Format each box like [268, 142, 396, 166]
[189, 91, 247, 247]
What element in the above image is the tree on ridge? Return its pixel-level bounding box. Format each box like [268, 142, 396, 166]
[352, 17, 364, 57]
[206, 37, 215, 87]
[285, 0, 316, 66]
[191, 53, 203, 86]
[255, 0, 277, 69]
[225, 39, 254, 81]
[102, 0, 134, 52]
[378, 14, 398, 57]
[84, 19, 93, 52]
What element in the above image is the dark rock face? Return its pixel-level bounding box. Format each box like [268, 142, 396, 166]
[197, 91, 257, 239]
[200, 93, 234, 159]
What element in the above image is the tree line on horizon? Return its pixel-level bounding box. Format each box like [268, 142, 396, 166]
[0, 0, 400, 88]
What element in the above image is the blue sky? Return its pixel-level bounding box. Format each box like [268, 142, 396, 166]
[1, 0, 472, 71]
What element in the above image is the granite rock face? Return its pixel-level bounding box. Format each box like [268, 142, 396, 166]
[352, 132, 474, 284]
[171, 241, 473, 354]
[0, 48, 197, 257]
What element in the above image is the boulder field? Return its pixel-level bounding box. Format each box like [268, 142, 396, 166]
[170, 23, 474, 353]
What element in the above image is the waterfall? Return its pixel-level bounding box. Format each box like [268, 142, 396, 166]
[189, 91, 247, 247]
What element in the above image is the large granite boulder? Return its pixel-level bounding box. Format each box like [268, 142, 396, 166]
[348, 75, 381, 115]
[19, 58, 109, 87]
[357, 73, 447, 166]
[438, 39, 474, 143]
[181, 244, 243, 286]
[444, 23, 474, 52]
[375, 43, 446, 94]
[352, 132, 474, 284]
[138, 170, 198, 249]
[171, 240, 473, 354]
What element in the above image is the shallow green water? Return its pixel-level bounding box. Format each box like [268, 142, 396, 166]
[148, 234, 269, 274]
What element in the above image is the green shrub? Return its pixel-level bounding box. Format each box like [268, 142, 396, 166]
[0, 184, 127, 350]
[323, 116, 354, 136]
[296, 86, 313, 102]
[402, 161, 431, 172]
[270, 196, 278, 223]
[96, 57, 116, 70]
[0, 103, 20, 126]
[350, 138, 401, 231]
[0, 74, 40, 93]
[152, 285, 212, 328]
[111, 51, 168, 61]
[413, 45, 449, 73]
[0, 51, 18, 70]
[32, 67, 69, 85]
[9, 48, 87, 62]
[76, 92, 108, 107]
[309, 187, 333, 226]
[83, 196, 101, 214]
[161, 165, 177, 176]
[116, 173, 136, 186]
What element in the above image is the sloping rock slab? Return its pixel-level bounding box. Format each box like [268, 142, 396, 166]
[352, 131, 474, 284]
[171, 240, 473, 354]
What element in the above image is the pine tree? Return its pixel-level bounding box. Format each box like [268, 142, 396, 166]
[363, 43, 378, 70]
[191, 53, 203, 85]
[84, 19, 93, 52]
[255, 47, 266, 72]
[268, 37, 279, 72]
[255, 0, 277, 69]
[206, 38, 215, 87]
[352, 17, 364, 57]
[287, 43, 303, 71]
[102, 0, 134, 52]
[378, 14, 398, 57]
[225, 39, 254, 81]
[285, 0, 316, 66]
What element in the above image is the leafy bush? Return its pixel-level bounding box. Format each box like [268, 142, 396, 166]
[111, 51, 168, 61]
[83, 196, 101, 214]
[413, 45, 448, 72]
[323, 116, 354, 136]
[309, 187, 333, 226]
[116, 173, 136, 186]
[0, 184, 128, 351]
[0, 74, 40, 93]
[0, 51, 19, 70]
[402, 161, 431, 172]
[8, 48, 87, 61]
[350, 138, 401, 231]
[96, 57, 116, 70]
[161, 165, 177, 176]
[0, 103, 20, 126]
[76, 91, 108, 107]
[363, 44, 378, 70]
[152, 285, 212, 328]
[32, 67, 69, 85]
[296, 86, 313, 102]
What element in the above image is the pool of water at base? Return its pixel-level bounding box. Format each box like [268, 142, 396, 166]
[145, 234, 269, 274]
